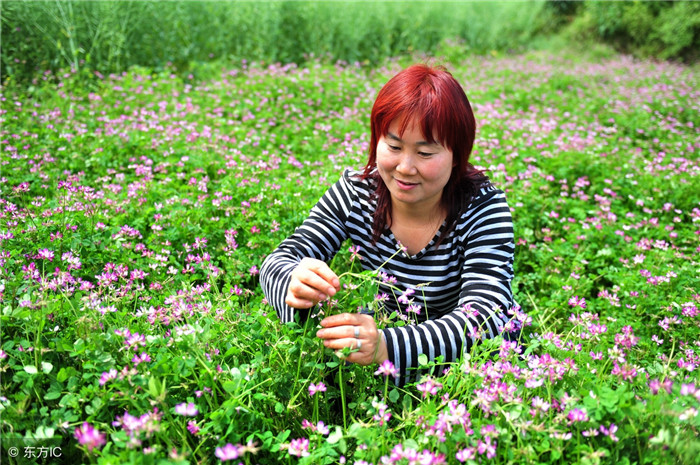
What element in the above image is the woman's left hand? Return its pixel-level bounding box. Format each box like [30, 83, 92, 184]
[316, 313, 388, 366]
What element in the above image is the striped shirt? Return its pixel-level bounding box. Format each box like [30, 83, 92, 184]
[260, 169, 517, 385]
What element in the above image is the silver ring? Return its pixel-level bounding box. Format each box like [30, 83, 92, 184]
[354, 327, 360, 338]
[356, 339, 362, 350]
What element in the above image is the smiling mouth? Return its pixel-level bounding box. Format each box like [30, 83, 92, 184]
[395, 179, 418, 187]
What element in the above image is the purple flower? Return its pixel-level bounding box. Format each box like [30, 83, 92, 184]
[371, 399, 392, 426]
[680, 383, 697, 396]
[406, 304, 422, 314]
[131, 352, 151, 366]
[456, 447, 476, 462]
[315, 421, 329, 435]
[302, 419, 328, 435]
[611, 361, 637, 382]
[187, 420, 200, 435]
[374, 360, 399, 378]
[99, 369, 118, 386]
[74, 422, 106, 451]
[416, 376, 443, 398]
[215, 443, 241, 461]
[287, 438, 310, 457]
[567, 408, 588, 423]
[600, 423, 619, 442]
[349, 245, 362, 261]
[397, 288, 415, 305]
[308, 382, 326, 397]
[175, 402, 199, 417]
[37, 248, 54, 261]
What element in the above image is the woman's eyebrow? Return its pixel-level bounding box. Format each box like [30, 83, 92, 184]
[386, 131, 436, 146]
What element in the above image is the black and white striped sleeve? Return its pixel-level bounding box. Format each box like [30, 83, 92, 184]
[260, 171, 355, 323]
[381, 190, 515, 384]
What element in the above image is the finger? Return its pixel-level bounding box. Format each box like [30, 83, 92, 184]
[288, 281, 325, 304]
[294, 268, 337, 299]
[316, 325, 360, 340]
[322, 337, 365, 351]
[320, 312, 361, 328]
[302, 259, 340, 292]
[285, 293, 315, 309]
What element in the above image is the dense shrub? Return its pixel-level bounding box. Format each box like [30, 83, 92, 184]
[1, 1, 546, 86]
[550, 0, 700, 62]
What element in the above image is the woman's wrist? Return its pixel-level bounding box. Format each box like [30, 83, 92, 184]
[373, 331, 389, 364]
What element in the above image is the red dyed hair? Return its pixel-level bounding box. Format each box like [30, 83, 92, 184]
[362, 64, 489, 244]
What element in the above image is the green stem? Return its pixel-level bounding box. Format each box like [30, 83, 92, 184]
[339, 362, 347, 430]
[313, 395, 319, 424]
[288, 317, 312, 408]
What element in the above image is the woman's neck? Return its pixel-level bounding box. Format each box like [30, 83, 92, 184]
[390, 198, 444, 227]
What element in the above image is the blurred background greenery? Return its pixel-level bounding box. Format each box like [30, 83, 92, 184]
[2, 0, 699, 86]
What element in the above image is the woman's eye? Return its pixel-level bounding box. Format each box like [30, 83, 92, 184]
[388, 145, 400, 151]
[418, 152, 435, 157]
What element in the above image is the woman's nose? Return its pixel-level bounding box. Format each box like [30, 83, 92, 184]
[396, 154, 417, 174]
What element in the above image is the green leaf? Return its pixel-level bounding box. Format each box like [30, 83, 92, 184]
[327, 426, 343, 444]
[418, 354, 429, 366]
[44, 391, 62, 400]
[41, 362, 53, 373]
[24, 365, 38, 375]
[222, 381, 239, 393]
[388, 388, 400, 403]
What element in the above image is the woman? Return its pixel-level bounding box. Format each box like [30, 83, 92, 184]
[260, 64, 518, 385]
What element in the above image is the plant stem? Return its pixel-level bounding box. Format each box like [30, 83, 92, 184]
[339, 362, 347, 430]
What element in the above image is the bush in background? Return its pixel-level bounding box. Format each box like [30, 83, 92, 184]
[548, 0, 700, 62]
[1, 0, 546, 86]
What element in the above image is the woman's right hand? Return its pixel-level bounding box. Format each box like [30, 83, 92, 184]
[285, 258, 340, 309]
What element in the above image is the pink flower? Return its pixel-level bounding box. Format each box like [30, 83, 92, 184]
[99, 369, 118, 386]
[74, 422, 106, 451]
[568, 296, 586, 308]
[175, 402, 199, 416]
[567, 408, 588, 423]
[397, 288, 415, 305]
[215, 443, 241, 461]
[302, 419, 328, 434]
[456, 447, 476, 462]
[416, 376, 442, 398]
[288, 438, 310, 457]
[600, 423, 619, 442]
[308, 382, 326, 396]
[37, 248, 54, 261]
[374, 360, 399, 378]
[187, 421, 200, 435]
[406, 304, 422, 314]
[349, 245, 362, 261]
[611, 361, 637, 382]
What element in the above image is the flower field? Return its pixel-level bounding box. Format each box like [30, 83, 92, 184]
[1, 54, 699, 464]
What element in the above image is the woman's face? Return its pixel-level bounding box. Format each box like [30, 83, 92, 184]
[376, 117, 454, 213]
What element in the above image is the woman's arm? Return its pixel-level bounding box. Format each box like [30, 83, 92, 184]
[260, 171, 355, 323]
[381, 190, 516, 385]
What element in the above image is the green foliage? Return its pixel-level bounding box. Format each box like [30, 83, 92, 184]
[0, 52, 698, 464]
[1, 0, 547, 86]
[552, 0, 700, 62]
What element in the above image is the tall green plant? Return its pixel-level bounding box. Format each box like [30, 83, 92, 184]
[1, 0, 547, 86]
